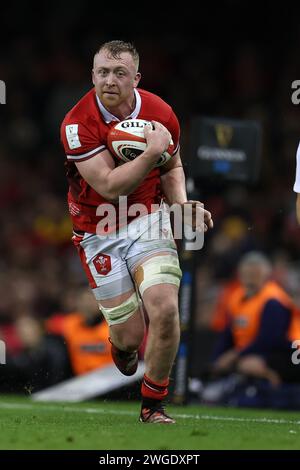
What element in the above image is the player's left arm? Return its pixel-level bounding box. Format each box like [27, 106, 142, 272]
[160, 150, 187, 205]
[160, 149, 213, 231]
[159, 109, 213, 231]
[159, 108, 189, 206]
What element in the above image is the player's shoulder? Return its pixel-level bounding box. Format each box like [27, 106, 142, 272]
[62, 88, 98, 129]
[138, 88, 174, 122]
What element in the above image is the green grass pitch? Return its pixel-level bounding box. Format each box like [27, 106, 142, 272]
[0, 395, 300, 450]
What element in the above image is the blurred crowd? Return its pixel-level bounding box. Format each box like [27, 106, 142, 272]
[1, 1, 300, 394]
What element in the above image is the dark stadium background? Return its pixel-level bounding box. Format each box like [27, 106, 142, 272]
[1, 0, 300, 391]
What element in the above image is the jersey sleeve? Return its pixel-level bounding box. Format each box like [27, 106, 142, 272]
[166, 109, 180, 155]
[294, 142, 300, 193]
[60, 119, 107, 162]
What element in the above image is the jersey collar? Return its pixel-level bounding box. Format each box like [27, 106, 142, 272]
[96, 89, 141, 123]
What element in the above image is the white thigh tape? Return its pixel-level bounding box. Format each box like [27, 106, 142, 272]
[134, 254, 182, 297]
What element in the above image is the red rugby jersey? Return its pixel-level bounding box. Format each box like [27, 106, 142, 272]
[61, 88, 180, 233]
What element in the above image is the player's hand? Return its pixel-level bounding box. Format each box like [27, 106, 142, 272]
[144, 120, 171, 157]
[182, 200, 214, 232]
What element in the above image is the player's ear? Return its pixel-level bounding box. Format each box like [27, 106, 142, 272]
[134, 72, 141, 88]
[92, 69, 95, 86]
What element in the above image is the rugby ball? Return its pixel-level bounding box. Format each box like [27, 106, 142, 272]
[107, 119, 174, 167]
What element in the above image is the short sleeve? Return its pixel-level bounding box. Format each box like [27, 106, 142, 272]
[293, 142, 300, 193]
[60, 120, 106, 162]
[166, 110, 180, 155]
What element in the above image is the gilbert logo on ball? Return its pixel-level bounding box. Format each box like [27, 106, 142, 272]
[107, 119, 174, 167]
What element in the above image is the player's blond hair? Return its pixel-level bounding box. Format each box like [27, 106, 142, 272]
[95, 40, 139, 71]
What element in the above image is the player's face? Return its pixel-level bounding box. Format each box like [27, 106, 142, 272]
[92, 51, 141, 110]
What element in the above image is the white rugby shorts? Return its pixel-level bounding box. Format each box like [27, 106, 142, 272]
[73, 204, 179, 301]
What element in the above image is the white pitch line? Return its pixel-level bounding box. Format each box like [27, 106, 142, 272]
[0, 402, 300, 426]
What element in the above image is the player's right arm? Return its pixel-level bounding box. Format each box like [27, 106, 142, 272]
[75, 147, 155, 202]
[63, 121, 170, 202]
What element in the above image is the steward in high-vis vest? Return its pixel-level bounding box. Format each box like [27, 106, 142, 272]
[53, 288, 114, 376]
[212, 252, 300, 385]
[63, 312, 113, 375]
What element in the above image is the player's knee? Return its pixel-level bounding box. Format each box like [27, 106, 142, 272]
[109, 306, 145, 352]
[124, 336, 143, 352]
[115, 329, 145, 352]
[151, 300, 179, 339]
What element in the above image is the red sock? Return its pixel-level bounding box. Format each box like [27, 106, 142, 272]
[141, 374, 169, 401]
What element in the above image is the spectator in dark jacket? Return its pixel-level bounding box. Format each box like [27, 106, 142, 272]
[211, 252, 300, 385]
